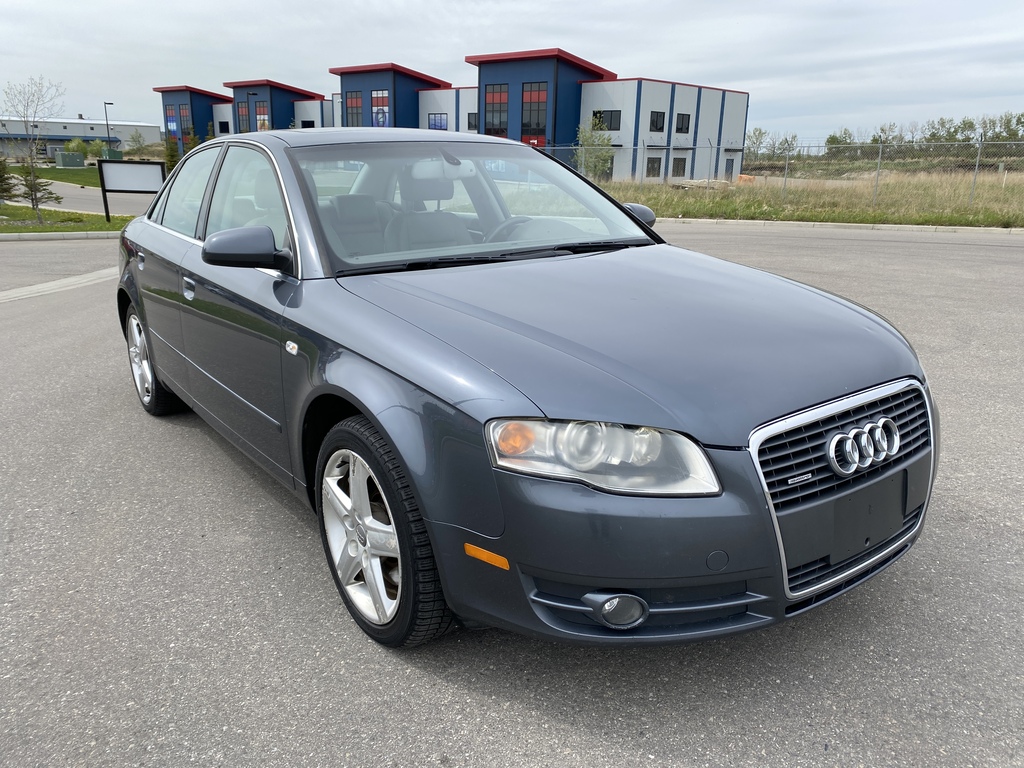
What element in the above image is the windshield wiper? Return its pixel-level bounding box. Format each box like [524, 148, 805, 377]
[499, 239, 652, 258]
[336, 253, 527, 277]
[335, 240, 653, 277]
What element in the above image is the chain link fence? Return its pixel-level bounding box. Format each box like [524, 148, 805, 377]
[737, 141, 1024, 206]
[549, 140, 1024, 218]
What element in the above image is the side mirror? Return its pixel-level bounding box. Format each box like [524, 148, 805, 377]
[202, 226, 292, 272]
[622, 203, 657, 228]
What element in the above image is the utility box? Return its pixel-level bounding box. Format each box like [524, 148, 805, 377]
[55, 152, 85, 168]
[102, 148, 124, 160]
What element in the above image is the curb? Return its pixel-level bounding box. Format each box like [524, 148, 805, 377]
[2, 220, 1021, 243]
[655, 218, 1024, 235]
[0, 231, 122, 242]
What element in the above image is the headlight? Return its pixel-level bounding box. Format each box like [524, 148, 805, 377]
[485, 419, 720, 496]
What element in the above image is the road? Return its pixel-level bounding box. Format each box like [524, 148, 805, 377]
[0, 223, 1021, 767]
[43, 179, 154, 218]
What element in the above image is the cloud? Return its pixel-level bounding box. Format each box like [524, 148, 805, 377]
[3, 0, 1021, 144]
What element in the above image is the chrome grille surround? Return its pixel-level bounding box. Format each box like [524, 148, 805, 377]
[748, 378, 936, 601]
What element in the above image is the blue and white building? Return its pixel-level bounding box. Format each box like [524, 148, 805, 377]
[154, 48, 749, 182]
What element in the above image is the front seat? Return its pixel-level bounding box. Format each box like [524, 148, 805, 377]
[384, 176, 472, 252]
[245, 169, 288, 249]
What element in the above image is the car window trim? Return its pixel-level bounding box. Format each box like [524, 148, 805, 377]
[206, 138, 303, 281]
[151, 145, 224, 236]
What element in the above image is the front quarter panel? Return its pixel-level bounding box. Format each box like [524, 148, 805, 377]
[280, 278, 542, 537]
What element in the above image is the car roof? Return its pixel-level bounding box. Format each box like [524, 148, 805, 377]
[218, 127, 517, 149]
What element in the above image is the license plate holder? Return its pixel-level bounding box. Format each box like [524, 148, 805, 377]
[833, 470, 907, 563]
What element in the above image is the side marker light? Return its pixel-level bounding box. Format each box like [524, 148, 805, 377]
[464, 543, 510, 570]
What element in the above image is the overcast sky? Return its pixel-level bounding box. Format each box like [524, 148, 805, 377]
[3, 0, 1022, 144]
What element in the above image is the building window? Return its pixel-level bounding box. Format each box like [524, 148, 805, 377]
[345, 91, 363, 127]
[255, 101, 270, 131]
[650, 111, 666, 132]
[236, 101, 249, 133]
[521, 82, 547, 146]
[592, 110, 621, 131]
[467, 112, 479, 132]
[371, 90, 390, 127]
[218, 121, 230, 134]
[427, 113, 449, 131]
[675, 113, 691, 134]
[672, 157, 687, 177]
[179, 104, 192, 136]
[646, 157, 662, 178]
[165, 104, 178, 137]
[300, 120, 315, 129]
[484, 84, 508, 138]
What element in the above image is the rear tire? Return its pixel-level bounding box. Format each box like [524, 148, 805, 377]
[124, 306, 182, 416]
[316, 416, 455, 647]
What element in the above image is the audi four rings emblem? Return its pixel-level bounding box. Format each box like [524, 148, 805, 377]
[828, 417, 901, 477]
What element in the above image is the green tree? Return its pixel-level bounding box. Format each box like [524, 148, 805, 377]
[745, 127, 767, 160]
[164, 137, 181, 172]
[1, 75, 66, 223]
[64, 137, 88, 156]
[14, 164, 62, 211]
[206, 121, 215, 142]
[126, 129, 147, 154]
[183, 130, 200, 154]
[87, 139, 106, 158]
[0, 156, 17, 204]
[573, 115, 615, 181]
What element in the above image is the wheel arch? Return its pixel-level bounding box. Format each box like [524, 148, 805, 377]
[295, 357, 505, 537]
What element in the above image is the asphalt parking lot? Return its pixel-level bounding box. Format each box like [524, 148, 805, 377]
[1, 222, 1021, 767]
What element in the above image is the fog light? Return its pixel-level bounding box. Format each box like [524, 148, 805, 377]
[583, 592, 649, 630]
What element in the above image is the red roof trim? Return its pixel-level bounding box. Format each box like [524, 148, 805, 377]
[464, 49, 616, 80]
[327, 63, 451, 89]
[152, 85, 232, 102]
[580, 76, 749, 96]
[222, 79, 325, 100]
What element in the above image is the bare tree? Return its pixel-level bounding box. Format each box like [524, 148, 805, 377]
[2, 76, 66, 222]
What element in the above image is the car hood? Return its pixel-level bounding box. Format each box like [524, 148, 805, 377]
[341, 244, 921, 446]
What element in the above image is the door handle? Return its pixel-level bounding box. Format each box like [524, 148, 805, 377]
[183, 277, 196, 301]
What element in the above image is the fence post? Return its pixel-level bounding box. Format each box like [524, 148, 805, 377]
[872, 142, 883, 205]
[782, 150, 790, 199]
[970, 138, 983, 204]
[706, 139, 714, 191]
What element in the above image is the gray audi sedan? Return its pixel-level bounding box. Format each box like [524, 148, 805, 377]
[116, 128, 938, 647]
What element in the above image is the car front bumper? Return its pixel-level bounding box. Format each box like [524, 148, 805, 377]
[426, 381, 937, 645]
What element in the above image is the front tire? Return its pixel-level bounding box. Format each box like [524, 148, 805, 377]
[124, 306, 182, 416]
[316, 416, 455, 647]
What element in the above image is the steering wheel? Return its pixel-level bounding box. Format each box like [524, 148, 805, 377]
[484, 216, 531, 243]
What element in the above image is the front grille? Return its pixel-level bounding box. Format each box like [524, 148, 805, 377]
[756, 383, 931, 513]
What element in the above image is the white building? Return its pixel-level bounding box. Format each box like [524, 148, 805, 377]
[0, 116, 162, 158]
[580, 78, 749, 183]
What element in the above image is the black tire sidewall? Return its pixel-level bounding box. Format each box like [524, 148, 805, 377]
[315, 417, 420, 647]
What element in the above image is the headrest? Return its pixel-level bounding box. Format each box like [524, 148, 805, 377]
[253, 169, 280, 209]
[331, 194, 379, 226]
[400, 175, 454, 202]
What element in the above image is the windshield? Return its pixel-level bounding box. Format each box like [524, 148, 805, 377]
[287, 140, 653, 274]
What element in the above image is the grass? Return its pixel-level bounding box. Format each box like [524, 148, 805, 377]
[0, 202, 131, 233]
[31, 166, 101, 187]
[3, 168, 1022, 234]
[600, 171, 1024, 228]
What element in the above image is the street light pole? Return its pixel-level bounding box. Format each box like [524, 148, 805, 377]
[103, 101, 114, 149]
[247, 91, 258, 132]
